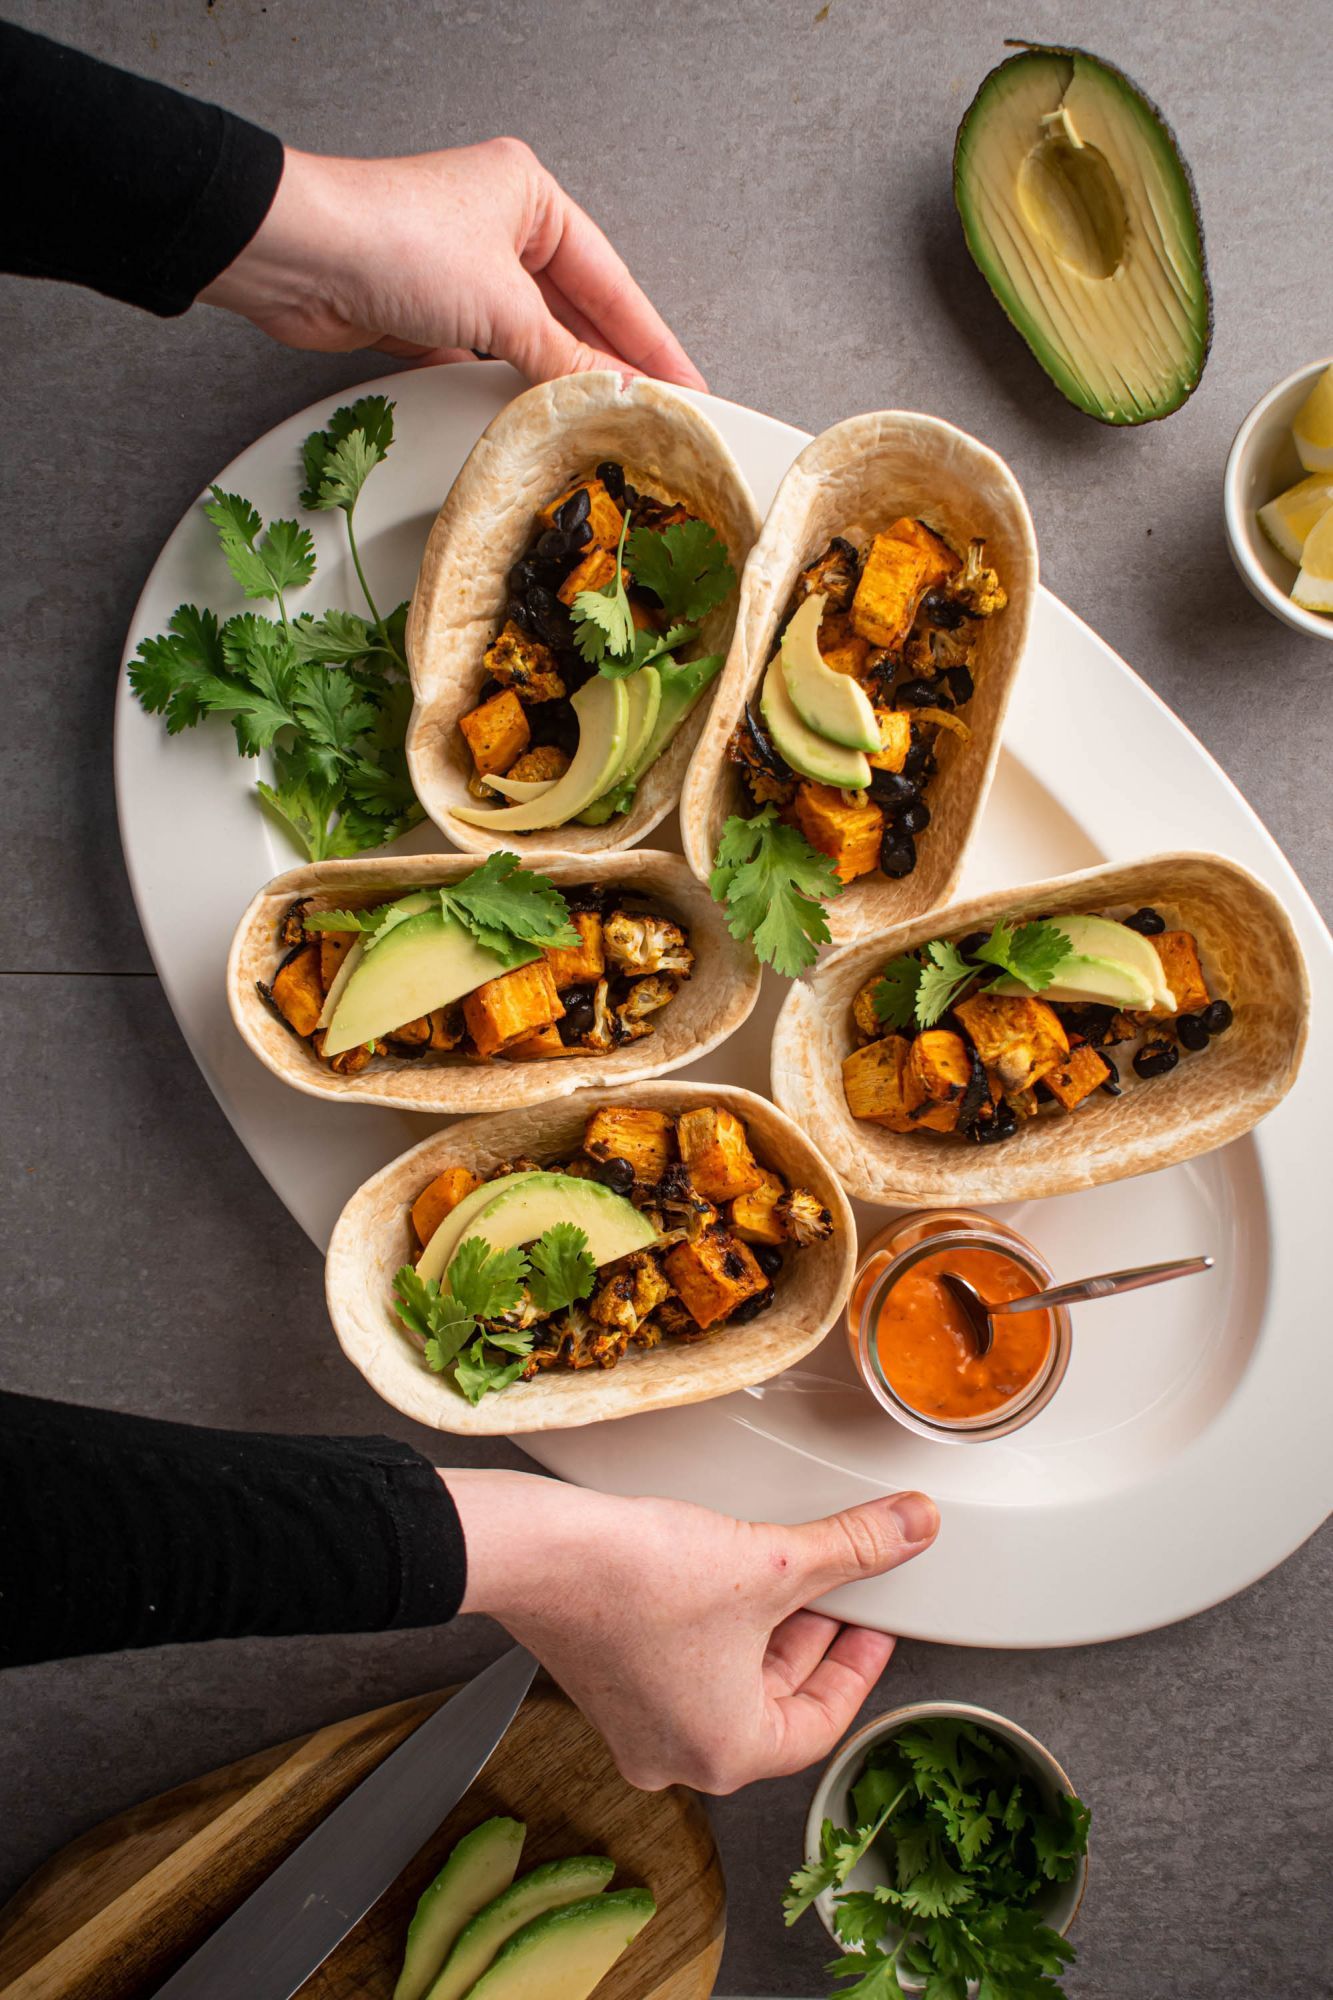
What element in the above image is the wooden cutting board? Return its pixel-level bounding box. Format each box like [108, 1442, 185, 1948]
[0, 1679, 725, 2000]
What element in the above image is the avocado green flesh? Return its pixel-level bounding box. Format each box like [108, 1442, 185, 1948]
[989, 957, 1152, 1010]
[393, 1817, 525, 2000]
[989, 911, 1175, 1010]
[465, 1172, 657, 1270]
[579, 651, 725, 823]
[462, 1890, 656, 2000]
[423, 1858, 615, 2000]
[955, 46, 1209, 423]
[574, 666, 661, 824]
[760, 658, 871, 789]
[780, 595, 879, 753]
[453, 675, 629, 831]
[324, 908, 532, 1057]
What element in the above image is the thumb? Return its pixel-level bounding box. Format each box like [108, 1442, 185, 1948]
[783, 1491, 940, 1605]
[494, 271, 635, 384]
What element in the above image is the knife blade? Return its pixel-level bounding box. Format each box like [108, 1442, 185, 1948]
[153, 1643, 538, 2000]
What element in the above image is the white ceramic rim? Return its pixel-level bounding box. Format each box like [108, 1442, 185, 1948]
[1222, 355, 1333, 641]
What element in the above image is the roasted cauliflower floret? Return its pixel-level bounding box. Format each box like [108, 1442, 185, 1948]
[945, 537, 1007, 619]
[655, 1160, 720, 1240]
[506, 744, 571, 785]
[616, 973, 678, 1040]
[603, 910, 694, 978]
[481, 621, 566, 703]
[775, 1187, 833, 1247]
[795, 536, 861, 613]
[589, 1252, 673, 1336]
[852, 977, 885, 1045]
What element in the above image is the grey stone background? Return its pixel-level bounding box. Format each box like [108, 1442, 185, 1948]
[2, 1, 1330, 1994]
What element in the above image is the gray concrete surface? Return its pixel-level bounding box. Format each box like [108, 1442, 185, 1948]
[2, 2, 1330, 1994]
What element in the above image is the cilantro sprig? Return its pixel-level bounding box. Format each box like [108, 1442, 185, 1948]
[785, 1719, 1090, 2000]
[569, 512, 735, 682]
[129, 397, 421, 860]
[874, 919, 1074, 1030]
[307, 853, 578, 969]
[709, 807, 842, 978]
[393, 1222, 598, 1404]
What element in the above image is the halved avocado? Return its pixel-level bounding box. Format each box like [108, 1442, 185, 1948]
[954, 44, 1211, 424]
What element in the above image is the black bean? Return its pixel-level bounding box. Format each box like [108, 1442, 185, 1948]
[1124, 907, 1165, 935]
[1202, 1000, 1233, 1036]
[1099, 1054, 1122, 1095]
[754, 1243, 784, 1278]
[527, 701, 579, 754]
[943, 664, 974, 705]
[1133, 1041, 1179, 1080]
[596, 462, 626, 502]
[566, 885, 609, 916]
[868, 768, 917, 806]
[621, 482, 641, 512]
[477, 676, 504, 704]
[1059, 1003, 1118, 1046]
[1034, 1079, 1056, 1103]
[729, 1288, 774, 1325]
[594, 1157, 635, 1195]
[921, 590, 970, 631]
[505, 596, 533, 631]
[525, 587, 572, 651]
[957, 930, 991, 961]
[902, 737, 936, 782]
[509, 558, 540, 593]
[556, 487, 591, 533]
[880, 833, 917, 878]
[1176, 1013, 1211, 1053]
[899, 799, 931, 835]
[895, 679, 940, 709]
[536, 528, 571, 562]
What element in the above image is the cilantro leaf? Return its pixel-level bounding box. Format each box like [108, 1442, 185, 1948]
[453, 1337, 530, 1404]
[826, 1948, 908, 1999]
[204, 488, 315, 606]
[128, 604, 226, 732]
[915, 940, 974, 1027]
[572, 510, 635, 666]
[709, 808, 841, 978]
[445, 1237, 529, 1321]
[625, 519, 735, 624]
[289, 608, 383, 664]
[300, 396, 396, 512]
[393, 1264, 478, 1374]
[302, 907, 379, 935]
[972, 919, 1072, 994]
[527, 1224, 596, 1315]
[256, 746, 360, 861]
[292, 666, 378, 772]
[873, 956, 925, 1031]
[442, 852, 579, 960]
[345, 751, 419, 820]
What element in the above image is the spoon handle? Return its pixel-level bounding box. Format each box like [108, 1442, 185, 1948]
[987, 1255, 1214, 1315]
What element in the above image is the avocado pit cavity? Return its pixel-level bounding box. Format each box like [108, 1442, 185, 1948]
[1017, 110, 1127, 280]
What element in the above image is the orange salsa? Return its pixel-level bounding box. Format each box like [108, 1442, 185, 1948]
[874, 1245, 1053, 1421]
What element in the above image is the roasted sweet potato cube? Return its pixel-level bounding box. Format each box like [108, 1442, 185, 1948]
[850, 520, 957, 649]
[557, 548, 627, 607]
[663, 1227, 767, 1330]
[903, 1030, 972, 1134]
[462, 960, 564, 1058]
[1045, 1043, 1110, 1111]
[481, 621, 565, 703]
[388, 1014, 432, 1047]
[728, 1167, 788, 1246]
[507, 744, 570, 784]
[852, 977, 886, 1044]
[677, 1107, 764, 1203]
[412, 1166, 481, 1248]
[842, 1035, 914, 1129]
[869, 709, 912, 773]
[310, 1028, 375, 1075]
[271, 944, 324, 1038]
[819, 612, 871, 681]
[539, 476, 624, 551]
[501, 1024, 570, 1061]
[459, 688, 530, 776]
[954, 992, 1068, 1094]
[319, 930, 354, 992]
[583, 1106, 675, 1184]
[428, 1007, 463, 1052]
[543, 911, 605, 989]
[1150, 931, 1210, 1016]
[794, 783, 883, 884]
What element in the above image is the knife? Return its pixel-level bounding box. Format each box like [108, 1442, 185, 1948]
[153, 1643, 538, 2000]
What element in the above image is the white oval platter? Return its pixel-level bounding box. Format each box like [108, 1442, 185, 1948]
[114, 362, 1332, 1649]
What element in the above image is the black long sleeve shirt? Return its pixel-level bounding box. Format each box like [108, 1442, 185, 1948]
[0, 22, 284, 314]
[0, 1394, 467, 1669]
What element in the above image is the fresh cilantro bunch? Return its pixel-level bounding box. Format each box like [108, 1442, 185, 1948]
[569, 511, 731, 685]
[875, 919, 1074, 1031]
[709, 807, 842, 978]
[392, 1222, 597, 1404]
[785, 1719, 1090, 2000]
[308, 853, 579, 968]
[129, 396, 422, 860]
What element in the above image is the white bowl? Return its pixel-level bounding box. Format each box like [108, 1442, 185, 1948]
[803, 1701, 1089, 1992]
[1223, 357, 1333, 641]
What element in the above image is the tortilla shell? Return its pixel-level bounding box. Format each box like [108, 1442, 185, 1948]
[228, 850, 761, 1114]
[325, 1081, 857, 1435]
[405, 372, 760, 854]
[770, 852, 1309, 1205]
[679, 410, 1038, 943]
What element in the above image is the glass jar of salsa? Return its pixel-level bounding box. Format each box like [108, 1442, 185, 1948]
[845, 1210, 1072, 1442]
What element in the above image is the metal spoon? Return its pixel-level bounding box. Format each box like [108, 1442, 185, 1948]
[941, 1256, 1214, 1358]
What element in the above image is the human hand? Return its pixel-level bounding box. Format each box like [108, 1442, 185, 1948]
[446, 1469, 939, 1794]
[200, 139, 705, 389]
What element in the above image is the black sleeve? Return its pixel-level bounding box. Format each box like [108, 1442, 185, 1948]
[0, 1392, 467, 1669]
[0, 23, 284, 316]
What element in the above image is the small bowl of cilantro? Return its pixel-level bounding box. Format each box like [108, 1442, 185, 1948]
[789, 1701, 1090, 1997]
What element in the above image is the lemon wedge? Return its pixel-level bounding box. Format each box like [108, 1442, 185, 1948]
[1292, 364, 1333, 472]
[1291, 503, 1333, 614]
[1257, 472, 1333, 564]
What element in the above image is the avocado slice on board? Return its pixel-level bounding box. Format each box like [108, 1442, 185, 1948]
[393, 1818, 525, 2000]
[954, 43, 1210, 424]
[460, 1889, 656, 2000]
[423, 1857, 615, 2000]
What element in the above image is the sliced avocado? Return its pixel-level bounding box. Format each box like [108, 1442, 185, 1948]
[759, 656, 871, 790]
[462, 1889, 656, 2000]
[462, 1172, 657, 1273]
[990, 956, 1153, 1009]
[574, 667, 661, 824]
[779, 595, 879, 753]
[1059, 912, 1175, 1008]
[578, 651, 723, 824]
[954, 44, 1210, 424]
[316, 934, 365, 1030]
[424, 1857, 615, 2000]
[453, 676, 629, 832]
[394, 1817, 525, 2000]
[316, 890, 439, 1031]
[323, 907, 531, 1057]
[990, 911, 1173, 1009]
[416, 1172, 544, 1285]
[484, 774, 557, 802]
